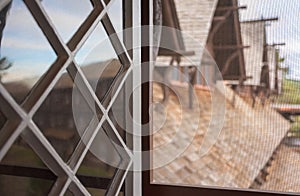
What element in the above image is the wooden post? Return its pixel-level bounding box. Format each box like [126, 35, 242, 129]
[188, 66, 196, 109]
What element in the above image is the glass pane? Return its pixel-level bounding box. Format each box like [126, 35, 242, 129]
[75, 22, 121, 64]
[76, 119, 128, 195]
[0, 109, 7, 130]
[0, 0, 57, 104]
[152, 0, 300, 194]
[86, 188, 124, 196]
[1, 133, 48, 169]
[65, 189, 74, 196]
[108, 69, 128, 142]
[0, 134, 56, 195]
[33, 73, 96, 162]
[77, 150, 116, 179]
[77, 121, 123, 179]
[75, 22, 125, 107]
[107, 0, 123, 35]
[86, 188, 106, 196]
[76, 129, 121, 194]
[81, 59, 122, 104]
[41, 0, 94, 42]
[103, 0, 112, 6]
[0, 175, 54, 196]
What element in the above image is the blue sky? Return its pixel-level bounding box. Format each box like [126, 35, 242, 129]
[239, 0, 300, 80]
[1, 0, 122, 83]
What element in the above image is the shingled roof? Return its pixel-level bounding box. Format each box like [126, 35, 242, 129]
[252, 143, 300, 193]
[153, 82, 290, 188]
[174, 0, 218, 62]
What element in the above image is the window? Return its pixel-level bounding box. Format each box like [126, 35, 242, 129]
[0, 0, 141, 195]
[143, 0, 299, 196]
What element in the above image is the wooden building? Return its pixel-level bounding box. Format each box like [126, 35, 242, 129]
[156, 0, 284, 99]
[3, 59, 123, 163]
[268, 46, 284, 94]
[240, 17, 284, 97]
[156, 0, 247, 87]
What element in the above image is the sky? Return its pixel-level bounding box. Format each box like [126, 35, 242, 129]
[239, 0, 300, 80]
[1, 0, 300, 83]
[0, 0, 122, 83]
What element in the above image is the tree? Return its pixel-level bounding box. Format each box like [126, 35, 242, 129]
[0, 1, 12, 81]
[0, 57, 12, 81]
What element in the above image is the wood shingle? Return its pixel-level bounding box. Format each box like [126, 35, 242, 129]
[153, 82, 290, 188]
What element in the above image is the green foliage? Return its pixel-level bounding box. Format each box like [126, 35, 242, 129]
[290, 116, 300, 132]
[2, 144, 44, 167]
[78, 164, 114, 177]
[275, 79, 300, 137]
[0, 57, 12, 81]
[290, 116, 300, 137]
[279, 57, 285, 63]
[0, 57, 12, 71]
[275, 79, 300, 104]
[0, 144, 52, 195]
[28, 178, 53, 196]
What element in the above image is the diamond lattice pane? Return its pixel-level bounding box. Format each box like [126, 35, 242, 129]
[64, 188, 74, 196]
[75, 22, 126, 107]
[107, 0, 123, 36]
[33, 73, 97, 162]
[76, 122, 126, 194]
[41, 0, 94, 42]
[0, 175, 55, 195]
[0, 133, 56, 195]
[0, 0, 57, 105]
[1, 134, 47, 168]
[108, 73, 129, 141]
[104, 0, 111, 5]
[77, 149, 116, 179]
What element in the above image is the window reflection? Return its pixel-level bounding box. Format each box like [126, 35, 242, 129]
[0, 0, 127, 195]
[41, 0, 93, 42]
[0, 0, 56, 104]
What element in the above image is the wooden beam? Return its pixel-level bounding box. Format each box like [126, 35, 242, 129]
[241, 17, 279, 23]
[223, 75, 253, 80]
[221, 50, 239, 75]
[216, 5, 247, 11]
[213, 45, 250, 50]
[207, 10, 232, 47]
[266, 43, 286, 47]
[232, 0, 246, 82]
[0, 0, 11, 11]
[158, 49, 195, 57]
[213, 16, 227, 21]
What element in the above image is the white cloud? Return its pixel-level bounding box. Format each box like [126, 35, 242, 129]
[4, 0, 93, 46]
[41, 7, 91, 41]
[2, 36, 52, 50]
[1, 61, 48, 83]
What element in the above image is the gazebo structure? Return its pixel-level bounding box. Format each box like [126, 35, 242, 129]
[240, 17, 285, 106]
[156, 0, 247, 109]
